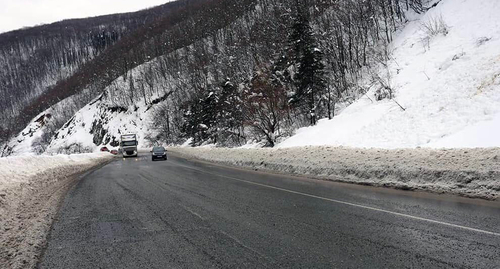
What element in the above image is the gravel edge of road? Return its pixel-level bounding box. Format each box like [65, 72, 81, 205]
[169, 146, 500, 200]
[0, 155, 114, 269]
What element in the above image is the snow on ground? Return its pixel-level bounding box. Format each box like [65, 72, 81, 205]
[1, 112, 52, 157]
[0, 153, 113, 269]
[0, 153, 111, 193]
[279, 0, 500, 149]
[426, 112, 500, 148]
[171, 147, 500, 200]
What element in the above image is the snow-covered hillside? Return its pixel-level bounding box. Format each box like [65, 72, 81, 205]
[1, 110, 54, 156]
[279, 0, 500, 149]
[3, 0, 498, 155]
[46, 94, 152, 154]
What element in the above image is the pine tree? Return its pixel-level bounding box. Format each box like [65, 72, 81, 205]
[128, 73, 135, 106]
[288, 1, 326, 125]
[217, 78, 245, 145]
[181, 79, 244, 146]
[181, 90, 217, 146]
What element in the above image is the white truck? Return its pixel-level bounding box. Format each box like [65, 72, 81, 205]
[120, 134, 138, 157]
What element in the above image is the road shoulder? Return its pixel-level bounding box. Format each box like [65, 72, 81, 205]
[0, 154, 113, 269]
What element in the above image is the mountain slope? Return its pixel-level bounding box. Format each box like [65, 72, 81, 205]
[279, 0, 500, 149]
[1, 0, 271, 155]
[3, 0, 440, 155]
[0, 2, 181, 138]
[1, 0, 253, 145]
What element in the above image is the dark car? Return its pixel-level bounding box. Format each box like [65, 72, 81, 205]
[100, 146, 109, 152]
[110, 149, 118, 155]
[151, 147, 167, 161]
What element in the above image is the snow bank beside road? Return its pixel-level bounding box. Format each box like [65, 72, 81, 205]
[171, 147, 500, 200]
[0, 153, 113, 269]
[0, 153, 112, 193]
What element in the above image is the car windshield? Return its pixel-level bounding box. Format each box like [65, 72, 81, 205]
[153, 147, 165, 152]
[122, 141, 136, 146]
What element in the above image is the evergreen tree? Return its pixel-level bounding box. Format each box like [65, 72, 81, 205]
[288, 2, 326, 125]
[181, 90, 218, 146]
[181, 79, 244, 146]
[216, 79, 245, 145]
[296, 45, 326, 125]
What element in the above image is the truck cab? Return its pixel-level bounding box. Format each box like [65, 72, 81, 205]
[120, 134, 138, 157]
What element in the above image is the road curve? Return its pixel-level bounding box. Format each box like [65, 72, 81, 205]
[38, 153, 500, 268]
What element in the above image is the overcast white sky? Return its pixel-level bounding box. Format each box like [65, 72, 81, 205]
[0, 0, 172, 34]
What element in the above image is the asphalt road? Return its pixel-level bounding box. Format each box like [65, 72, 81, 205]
[38, 153, 500, 268]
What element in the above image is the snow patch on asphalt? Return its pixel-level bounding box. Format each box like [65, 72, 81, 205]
[0, 153, 113, 269]
[171, 147, 500, 200]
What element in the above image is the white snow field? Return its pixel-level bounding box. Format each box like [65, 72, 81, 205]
[0, 153, 113, 269]
[426, 112, 500, 148]
[279, 0, 500, 149]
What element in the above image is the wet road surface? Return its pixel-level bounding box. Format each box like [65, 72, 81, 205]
[38, 153, 500, 268]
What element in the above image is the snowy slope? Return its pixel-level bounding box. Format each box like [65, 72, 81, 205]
[46, 95, 152, 154]
[4, 51, 172, 156]
[279, 0, 500, 149]
[1, 111, 53, 156]
[425, 112, 500, 148]
[1, 94, 151, 156]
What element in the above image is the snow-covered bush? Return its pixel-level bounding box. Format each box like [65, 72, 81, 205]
[56, 143, 93, 155]
[476, 36, 491, 47]
[422, 14, 449, 38]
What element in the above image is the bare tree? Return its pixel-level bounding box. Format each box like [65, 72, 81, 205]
[244, 66, 290, 147]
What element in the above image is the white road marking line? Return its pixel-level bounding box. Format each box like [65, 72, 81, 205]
[218, 230, 273, 262]
[176, 163, 500, 237]
[231, 176, 500, 237]
[180, 204, 205, 220]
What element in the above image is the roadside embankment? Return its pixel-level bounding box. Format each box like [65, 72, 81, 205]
[0, 153, 114, 269]
[170, 147, 500, 200]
